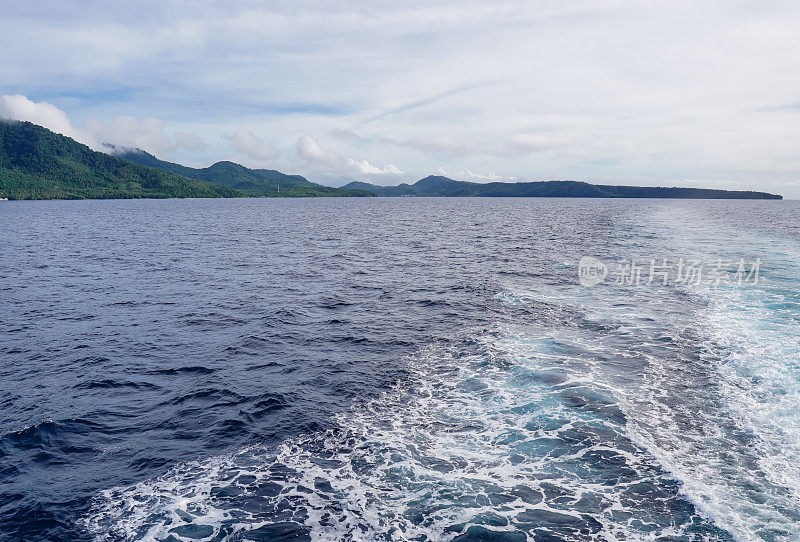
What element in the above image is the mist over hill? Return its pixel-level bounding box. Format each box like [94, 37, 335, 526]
[0, 121, 239, 200]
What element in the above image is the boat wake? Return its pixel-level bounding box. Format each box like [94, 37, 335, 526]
[85, 290, 730, 541]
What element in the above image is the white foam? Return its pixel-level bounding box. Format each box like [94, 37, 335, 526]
[85, 321, 705, 542]
[601, 205, 800, 541]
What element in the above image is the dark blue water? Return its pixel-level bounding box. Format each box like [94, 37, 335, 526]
[1, 198, 798, 541]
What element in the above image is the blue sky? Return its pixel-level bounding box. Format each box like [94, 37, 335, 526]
[1, 0, 800, 196]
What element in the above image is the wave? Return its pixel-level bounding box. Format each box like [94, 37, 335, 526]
[604, 204, 800, 541]
[690, 255, 800, 539]
[83, 308, 726, 541]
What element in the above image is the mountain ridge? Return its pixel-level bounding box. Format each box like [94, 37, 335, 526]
[117, 148, 374, 198]
[343, 175, 783, 199]
[0, 120, 784, 200]
[0, 120, 240, 200]
[0, 120, 373, 199]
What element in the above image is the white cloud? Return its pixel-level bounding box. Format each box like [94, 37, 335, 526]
[0, 94, 207, 157]
[0, 94, 100, 149]
[296, 134, 341, 169]
[175, 131, 208, 152]
[3, 2, 800, 194]
[375, 135, 487, 156]
[222, 129, 278, 160]
[376, 133, 569, 158]
[83, 116, 199, 156]
[296, 134, 405, 179]
[508, 133, 565, 153]
[436, 167, 515, 182]
[347, 159, 403, 175]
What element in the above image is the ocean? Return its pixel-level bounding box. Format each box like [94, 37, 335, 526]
[1, 197, 798, 541]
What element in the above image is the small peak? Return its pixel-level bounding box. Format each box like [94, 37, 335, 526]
[208, 160, 246, 170]
[415, 175, 456, 185]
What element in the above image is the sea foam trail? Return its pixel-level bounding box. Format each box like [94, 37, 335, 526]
[694, 259, 800, 539]
[84, 201, 800, 542]
[605, 204, 800, 541]
[85, 298, 727, 541]
[502, 281, 800, 542]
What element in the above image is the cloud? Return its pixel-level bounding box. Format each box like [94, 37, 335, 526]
[175, 131, 208, 152]
[296, 134, 341, 169]
[222, 129, 278, 160]
[4, 2, 800, 195]
[436, 167, 515, 182]
[347, 159, 403, 175]
[359, 82, 490, 125]
[296, 134, 405, 178]
[372, 133, 568, 158]
[0, 94, 206, 157]
[508, 133, 565, 153]
[83, 116, 205, 156]
[0, 94, 100, 149]
[379, 135, 482, 157]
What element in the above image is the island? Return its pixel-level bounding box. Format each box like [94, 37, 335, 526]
[0, 120, 784, 200]
[343, 177, 783, 199]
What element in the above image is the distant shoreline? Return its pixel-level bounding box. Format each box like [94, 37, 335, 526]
[0, 195, 788, 202]
[0, 121, 784, 201]
[343, 176, 783, 200]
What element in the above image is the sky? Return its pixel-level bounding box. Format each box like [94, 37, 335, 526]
[1, 0, 800, 196]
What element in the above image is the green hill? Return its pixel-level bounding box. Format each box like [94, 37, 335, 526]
[344, 175, 783, 199]
[118, 149, 374, 198]
[0, 120, 240, 200]
[1, 120, 780, 201]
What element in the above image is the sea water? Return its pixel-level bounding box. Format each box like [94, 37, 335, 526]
[1, 197, 798, 541]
